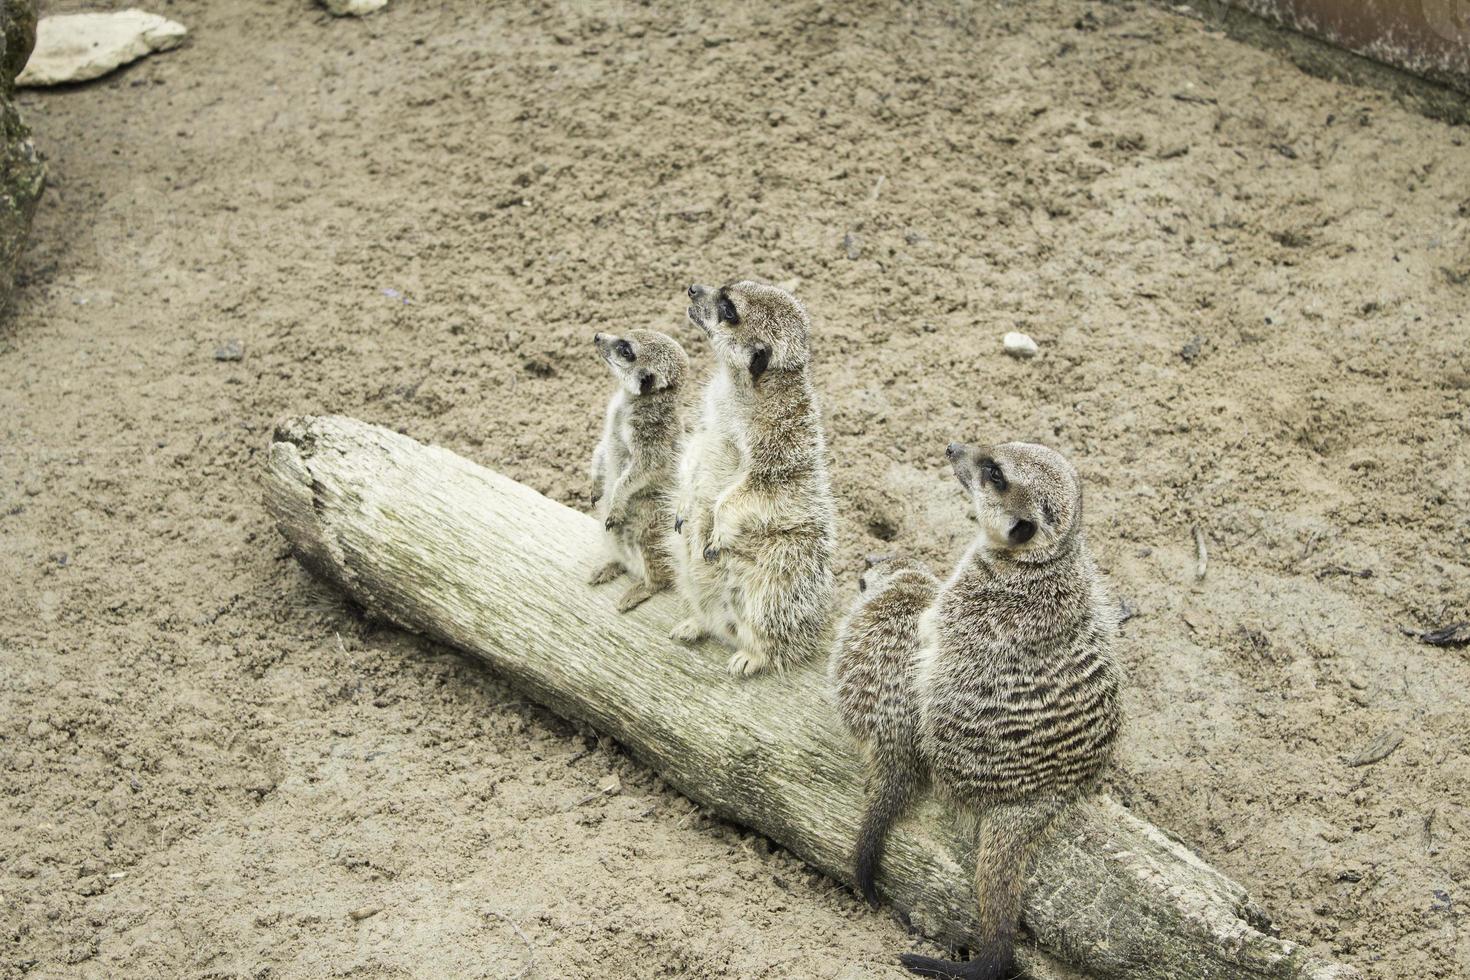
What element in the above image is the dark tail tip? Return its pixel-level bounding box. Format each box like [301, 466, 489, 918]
[899, 946, 1015, 980]
[899, 953, 971, 980]
[854, 843, 881, 907]
[858, 852, 876, 910]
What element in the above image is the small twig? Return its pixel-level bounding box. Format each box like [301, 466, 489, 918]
[869, 174, 886, 201]
[1401, 622, 1470, 647]
[1192, 525, 1208, 581]
[484, 910, 535, 980]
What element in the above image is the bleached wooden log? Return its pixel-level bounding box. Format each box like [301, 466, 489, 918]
[262, 415, 1358, 980]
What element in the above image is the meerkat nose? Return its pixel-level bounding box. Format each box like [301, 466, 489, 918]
[594, 332, 604, 342]
[946, 442, 961, 459]
[687, 284, 698, 299]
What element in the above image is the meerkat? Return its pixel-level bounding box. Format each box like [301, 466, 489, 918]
[588, 328, 689, 612]
[898, 441, 1123, 980]
[667, 281, 836, 676]
[830, 553, 940, 906]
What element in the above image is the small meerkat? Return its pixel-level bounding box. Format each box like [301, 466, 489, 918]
[899, 441, 1123, 980]
[830, 553, 940, 906]
[588, 329, 689, 612]
[668, 281, 836, 676]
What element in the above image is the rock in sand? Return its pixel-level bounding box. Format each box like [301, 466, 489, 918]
[320, 0, 389, 16]
[1, 0, 44, 315]
[1003, 331, 1039, 359]
[17, 9, 187, 87]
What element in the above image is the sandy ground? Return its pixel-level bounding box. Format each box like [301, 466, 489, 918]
[1, 0, 1468, 977]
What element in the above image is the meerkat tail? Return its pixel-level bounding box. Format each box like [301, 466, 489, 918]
[899, 797, 1070, 980]
[853, 753, 920, 907]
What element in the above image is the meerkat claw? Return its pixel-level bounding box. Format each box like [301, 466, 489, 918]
[727, 650, 770, 677]
[703, 545, 721, 563]
[674, 515, 685, 533]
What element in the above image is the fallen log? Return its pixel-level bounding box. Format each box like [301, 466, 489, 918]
[263, 415, 1358, 980]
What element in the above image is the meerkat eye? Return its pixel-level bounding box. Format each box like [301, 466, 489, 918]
[616, 340, 634, 361]
[981, 460, 1008, 492]
[718, 296, 738, 324]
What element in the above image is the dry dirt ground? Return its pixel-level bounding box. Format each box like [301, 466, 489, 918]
[2, 0, 1468, 977]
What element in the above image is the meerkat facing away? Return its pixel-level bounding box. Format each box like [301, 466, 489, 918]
[899, 441, 1122, 980]
[830, 553, 940, 906]
[588, 329, 688, 612]
[668, 281, 836, 676]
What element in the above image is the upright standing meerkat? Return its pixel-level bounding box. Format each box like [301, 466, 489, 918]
[899, 441, 1123, 980]
[668, 281, 836, 676]
[588, 329, 689, 612]
[830, 553, 940, 906]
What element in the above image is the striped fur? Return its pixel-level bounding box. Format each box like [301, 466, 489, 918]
[829, 556, 939, 904]
[905, 442, 1122, 980]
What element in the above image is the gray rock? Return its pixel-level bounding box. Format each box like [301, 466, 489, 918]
[213, 339, 244, 362]
[16, 10, 187, 87]
[1, 0, 44, 316]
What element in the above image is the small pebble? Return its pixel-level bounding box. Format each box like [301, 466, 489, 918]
[213, 339, 244, 362]
[1003, 331, 1039, 359]
[348, 906, 381, 921]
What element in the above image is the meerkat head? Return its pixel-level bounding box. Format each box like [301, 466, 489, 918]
[593, 328, 689, 398]
[945, 441, 1082, 561]
[858, 553, 931, 594]
[684, 281, 811, 383]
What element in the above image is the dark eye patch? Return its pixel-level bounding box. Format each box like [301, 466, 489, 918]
[616, 340, 634, 361]
[718, 295, 738, 324]
[980, 458, 1008, 492]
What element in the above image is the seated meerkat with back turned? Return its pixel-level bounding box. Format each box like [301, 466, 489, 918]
[668, 281, 836, 676]
[588, 329, 689, 612]
[897, 440, 1123, 980]
[830, 553, 940, 906]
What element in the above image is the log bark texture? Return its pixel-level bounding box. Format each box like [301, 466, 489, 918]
[263, 415, 1358, 980]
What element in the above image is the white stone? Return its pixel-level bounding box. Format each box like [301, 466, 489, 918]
[17, 10, 187, 87]
[321, 0, 389, 15]
[1003, 331, 1039, 359]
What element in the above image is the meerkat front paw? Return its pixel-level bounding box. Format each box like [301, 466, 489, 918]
[604, 508, 628, 530]
[671, 618, 708, 643]
[674, 514, 685, 533]
[588, 561, 625, 586]
[727, 649, 771, 677]
[706, 519, 732, 553]
[702, 545, 721, 563]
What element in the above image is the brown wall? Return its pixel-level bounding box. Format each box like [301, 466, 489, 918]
[1224, 0, 1470, 93]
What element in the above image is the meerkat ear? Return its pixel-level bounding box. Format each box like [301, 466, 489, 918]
[1008, 519, 1037, 545]
[748, 345, 770, 381]
[637, 369, 656, 395]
